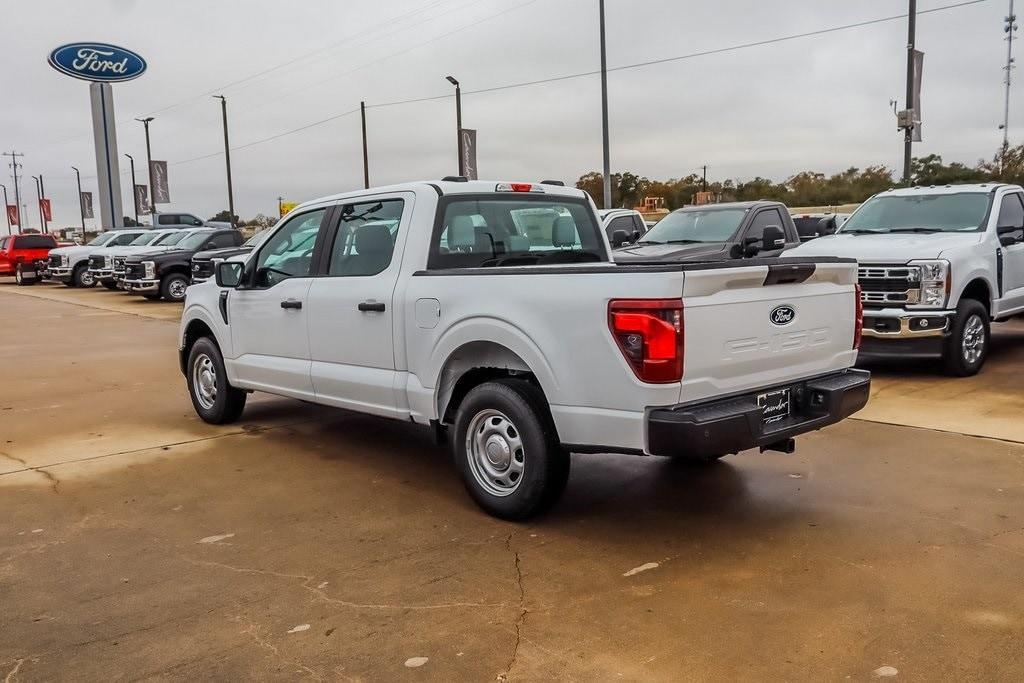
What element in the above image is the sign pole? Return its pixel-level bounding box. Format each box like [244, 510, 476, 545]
[72, 166, 85, 237]
[90, 82, 125, 230]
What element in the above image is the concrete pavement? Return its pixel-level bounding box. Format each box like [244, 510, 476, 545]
[1, 284, 1022, 681]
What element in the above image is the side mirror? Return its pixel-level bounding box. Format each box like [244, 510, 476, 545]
[997, 224, 1022, 246]
[762, 226, 786, 251]
[215, 261, 243, 288]
[817, 216, 837, 235]
[610, 229, 632, 248]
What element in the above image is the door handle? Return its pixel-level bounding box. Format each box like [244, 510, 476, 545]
[358, 301, 386, 312]
[280, 299, 303, 310]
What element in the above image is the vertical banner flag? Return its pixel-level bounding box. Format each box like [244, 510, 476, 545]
[460, 128, 478, 180]
[40, 198, 52, 222]
[149, 160, 170, 203]
[912, 50, 923, 142]
[280, 202, 299, 218]
[80, 192, 94, 219]
[134, 185, 150, 214]
[6, 205, 18, 226]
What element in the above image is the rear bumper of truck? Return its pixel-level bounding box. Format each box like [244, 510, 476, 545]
[645, 369, 871, 458]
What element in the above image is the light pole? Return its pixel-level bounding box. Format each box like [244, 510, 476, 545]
[136, 116, 155, 223]
[213, 95, 236, 228]
[360, 100, 370, 189]
[71, 166, 85, 238]
[902, 0, 917, 185]
[39, 174, 48, 233]
[3, 151, 24, 233]
[125, 154, 139, 224]
[278, 196, 283, 219]
[1002, 0, 1018, 171]
[0, 184, 9, 236]
[446, 76, 464, 176]
[599, 0, 612, 209]
[31, 175, 42, 232]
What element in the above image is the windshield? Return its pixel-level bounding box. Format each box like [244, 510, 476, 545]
[156, 231, 189, 246]
[640, 209, 747, 244]
[179, 231, 215, 250]
[841, 193, 991, 233]
[86, 232, 117, 247]
[128, 232, 162, 247]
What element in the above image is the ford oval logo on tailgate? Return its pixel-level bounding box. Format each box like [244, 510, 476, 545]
[770, 305, 796, 326]
[48, 43, 147, 83]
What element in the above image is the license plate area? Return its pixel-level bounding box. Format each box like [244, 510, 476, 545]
[757, 388, 791, 424]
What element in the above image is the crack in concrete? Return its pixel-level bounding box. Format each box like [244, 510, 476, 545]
[234, 617, 326, 682]
[187, 558, 503, 611]
[3, 658, 23, 683]
[0, 450, 59, 494]
[499, 532, 528, 682]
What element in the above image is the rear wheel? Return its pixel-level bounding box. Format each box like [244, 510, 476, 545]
[14, 264, 35, 286]
[160, 273, 189, 302]
[186, 337, 247, 424]
[943, 298, 989, 377]
[452, 379, 569, 520]
[72, 264, 95, 288]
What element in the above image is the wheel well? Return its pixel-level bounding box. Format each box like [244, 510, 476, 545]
[437, 342, 545, 424]
[162, 265, 191, 278]
[180, 319, 215, 375]
[959, 279, 991, 313]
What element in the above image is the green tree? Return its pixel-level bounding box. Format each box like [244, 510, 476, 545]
[209, 210, 239, 224]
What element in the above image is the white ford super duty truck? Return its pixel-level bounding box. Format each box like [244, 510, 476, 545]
[178, 179, 870, 519]
[787, 183, 1024, 376]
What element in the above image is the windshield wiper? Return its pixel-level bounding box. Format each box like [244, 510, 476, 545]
[888, 227, 941, 233]
[662, 239, 705, 244]
[840, 229, 885, 234]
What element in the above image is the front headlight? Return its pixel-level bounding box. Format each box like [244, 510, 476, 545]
[143, 261, 156, 279]
[908, 259, 950, 309]
[60, 255, 69, 266]
[104, 255, 113, 268]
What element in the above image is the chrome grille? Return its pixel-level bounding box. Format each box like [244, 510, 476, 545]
[858, 264, 921, 306]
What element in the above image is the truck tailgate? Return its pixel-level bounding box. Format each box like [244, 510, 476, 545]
[679, 261, 859, 404]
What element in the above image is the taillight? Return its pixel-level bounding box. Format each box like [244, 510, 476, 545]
[853, 284, 864, 350]
[609, 299, 684, 383]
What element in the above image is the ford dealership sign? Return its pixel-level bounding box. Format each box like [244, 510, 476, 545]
[48, 43, 146, 83]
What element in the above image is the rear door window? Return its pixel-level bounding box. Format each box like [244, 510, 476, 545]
[326, 199, 404, 277]
[207, 232, 238, 249]
[429, 195, 605, 269]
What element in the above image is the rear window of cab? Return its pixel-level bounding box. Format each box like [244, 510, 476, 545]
[13, 235, 57, 249]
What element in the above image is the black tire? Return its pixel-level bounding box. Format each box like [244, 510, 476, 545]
[101, 280, 118, 290]
[14, 264, 35, 286]
[451, 379, 569, 520]
[943, 298, 990, 377]
[160, 273, 189, 302]
[72, 264, 95, 288]
[186, 337, 247, 424]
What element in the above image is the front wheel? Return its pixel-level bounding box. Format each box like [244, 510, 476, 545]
[160, 273, 189, 302]
[451, 379, 569, 520]
[186, 337, 247, 424]
[72, 264, 95, 288]
[943, 299, 990, 376]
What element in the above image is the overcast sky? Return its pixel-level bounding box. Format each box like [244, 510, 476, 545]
[0, 0, 1014, 230]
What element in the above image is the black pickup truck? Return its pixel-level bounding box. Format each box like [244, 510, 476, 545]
[123, 228, 242, 301]
[190, 230, 267, 283]
[613, 201, 800, 263]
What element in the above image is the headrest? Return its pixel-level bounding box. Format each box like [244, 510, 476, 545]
[552, 216, 577, 247]
[449, 215, 476, 248]
[506, 235, 530, 253]
[354, 223, 392, 255]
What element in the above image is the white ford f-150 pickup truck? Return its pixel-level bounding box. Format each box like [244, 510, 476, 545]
[179, 180, 870, 518]
[787, 183, 1024, 375]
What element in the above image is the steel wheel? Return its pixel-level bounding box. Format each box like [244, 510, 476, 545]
[14, 267, 22, 284]
[192, 353, 218, 410]
[168, 277, 188, 300]
[465, 409, 525, 497]
[79, 269, 94, 287]
[962, 313, 985, 365]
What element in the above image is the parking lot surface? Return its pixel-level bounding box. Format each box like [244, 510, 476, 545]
[2, 284, 1023, 681]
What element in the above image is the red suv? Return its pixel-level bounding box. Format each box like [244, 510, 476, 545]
[0, 233, 59, 285]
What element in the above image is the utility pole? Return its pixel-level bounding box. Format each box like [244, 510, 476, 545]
[213, 96, 236, 228]
[903, 0, 917, 185]
[702, 165, 708, 192]
[125, 154, 139, 224]
[136, 116, 155, 224]
[31, 175, 42, 231]
[360, 101, 370, 189]
[1, 184, 9, 235]
[72, 166, 85, 238]
[446, 76, 464, 176]
[277, 196, 283, 219]
[1002, 0, 1018, 169]
[3, 151, 24, 234]
[599, 0, 612, 209]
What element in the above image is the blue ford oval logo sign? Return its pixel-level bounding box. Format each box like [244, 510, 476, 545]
[48, 43, 147, 83]
[770, 305, 796, 326]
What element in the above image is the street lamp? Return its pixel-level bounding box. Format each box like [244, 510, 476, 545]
[71, 166, 85, 238]
[446, 75, 464, 176]
[135, 116, 155, 223]
[124, 154, 138, 224]
[31, 175, 42, 232]
[213, 95, 236, 228]
[598, 0, 611, 209]
[0, 184, 9, 236]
